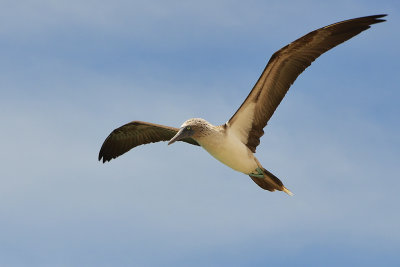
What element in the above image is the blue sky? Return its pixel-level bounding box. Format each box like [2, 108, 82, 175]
[1, 0, 399, 266]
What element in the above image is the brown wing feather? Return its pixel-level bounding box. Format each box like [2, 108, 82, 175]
[228, 14, 386, 152]
[98, 121, 199, 163]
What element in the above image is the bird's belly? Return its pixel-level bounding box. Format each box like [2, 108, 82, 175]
[199, 134, 258, 174]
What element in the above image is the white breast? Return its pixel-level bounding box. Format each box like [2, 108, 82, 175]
[197, 128, 258, 174]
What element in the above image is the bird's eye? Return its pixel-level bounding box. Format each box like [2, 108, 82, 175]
[186, 126, 191, 130]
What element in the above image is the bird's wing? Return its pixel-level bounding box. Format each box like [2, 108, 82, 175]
[227, 14, 386, 152]
[98, 121, 199, 163]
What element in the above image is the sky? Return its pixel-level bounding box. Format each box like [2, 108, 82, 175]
[1, 0, 399, 266]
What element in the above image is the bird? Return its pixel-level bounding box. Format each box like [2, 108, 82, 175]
[98, 14, 386, 195]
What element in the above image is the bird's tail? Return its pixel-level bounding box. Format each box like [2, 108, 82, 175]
[249, 168, 293, 196]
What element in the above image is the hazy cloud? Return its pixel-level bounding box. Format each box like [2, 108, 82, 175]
[1, 0, 399, 266]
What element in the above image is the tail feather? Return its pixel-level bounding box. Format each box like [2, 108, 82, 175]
[249, 168, 293, 196]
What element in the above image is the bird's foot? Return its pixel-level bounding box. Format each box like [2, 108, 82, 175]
[249, 167, 264, 178]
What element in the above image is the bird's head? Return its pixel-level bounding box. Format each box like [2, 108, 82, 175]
[168, 118, 208, 145]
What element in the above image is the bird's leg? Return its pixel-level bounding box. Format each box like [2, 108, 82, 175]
[249, 167, 264, 178]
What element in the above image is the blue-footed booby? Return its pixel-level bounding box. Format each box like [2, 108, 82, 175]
[99, 15, 386, 195]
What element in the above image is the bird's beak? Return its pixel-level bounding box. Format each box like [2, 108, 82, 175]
[168, 128, 190, 145]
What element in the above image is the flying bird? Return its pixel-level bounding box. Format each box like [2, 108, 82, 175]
[98, 15, 386, 195]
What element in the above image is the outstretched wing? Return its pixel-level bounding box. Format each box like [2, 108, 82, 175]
[227, 14, 386, 152]
[98, 121, 199, 163]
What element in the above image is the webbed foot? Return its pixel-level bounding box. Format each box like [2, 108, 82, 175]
[249, 167, 264, 178]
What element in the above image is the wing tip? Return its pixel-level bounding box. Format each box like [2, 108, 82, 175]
[98, 149, 112, 163]
[323, 14, 387, 30]
[370, 14, 387, 23]
[98, 155, 112, 163]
